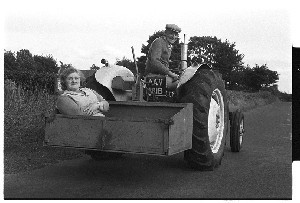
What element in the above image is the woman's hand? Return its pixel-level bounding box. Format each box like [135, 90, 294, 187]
[83, 103, 100, 116]
[83, 101, 109, 115]
[98, 101, 109, 112]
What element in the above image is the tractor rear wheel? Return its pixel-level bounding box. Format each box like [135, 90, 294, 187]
[230, 109, 245, 152]
[177, 68, 229, 170]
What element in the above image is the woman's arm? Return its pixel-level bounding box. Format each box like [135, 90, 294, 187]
[92, 90, 109, 112]
[57, 95, 83, 115]
[92, 90, 104, 101]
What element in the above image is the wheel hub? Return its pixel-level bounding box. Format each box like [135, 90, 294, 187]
[239, 119, 244, 145]
[208, 89, 225, 153]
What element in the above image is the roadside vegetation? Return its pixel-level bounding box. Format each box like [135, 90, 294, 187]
[4, 80, 85, 174]
[228, 90, 285, 112]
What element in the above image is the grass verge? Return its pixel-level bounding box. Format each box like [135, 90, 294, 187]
[4, 80, 85, 174]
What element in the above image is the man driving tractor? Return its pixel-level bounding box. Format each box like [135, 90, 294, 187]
[144, 24, 182, 90]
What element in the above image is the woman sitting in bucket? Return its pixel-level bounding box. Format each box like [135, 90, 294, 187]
[57, 67, 109, 117]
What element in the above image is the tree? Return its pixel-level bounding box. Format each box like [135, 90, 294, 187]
[33, 54, 58, 74]
[4, 50, 17, 71]
[4, 49, 58, 74]
[90, 64, 100, 70]
[188, 36, 244, 84]
[116, 57, 136, 74]
[242, 64, 279, 91]
[229, 66, 247, 90]
[15, 49, 36, 71]
[4, 49, 59, 93]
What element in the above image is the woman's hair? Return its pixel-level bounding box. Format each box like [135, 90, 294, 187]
[59, 67, 85, 91]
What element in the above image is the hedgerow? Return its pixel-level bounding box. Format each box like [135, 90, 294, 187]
[4, 69, 57, 94]
[4, 49, 59, 94]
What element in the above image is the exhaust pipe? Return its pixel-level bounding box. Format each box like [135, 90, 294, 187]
[180, 34, 188, 71]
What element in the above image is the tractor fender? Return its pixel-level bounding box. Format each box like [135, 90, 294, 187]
[177, 64, 211, 89]
[94, 65, 134, 101]
[95, 65, 134, 91]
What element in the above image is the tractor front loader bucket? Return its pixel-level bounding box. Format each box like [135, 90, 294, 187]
[45, 101, 193, 156]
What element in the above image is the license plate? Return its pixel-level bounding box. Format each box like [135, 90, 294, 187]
[145, 77, 167, 96]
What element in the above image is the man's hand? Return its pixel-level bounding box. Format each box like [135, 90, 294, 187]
[169, 71, 179, 81]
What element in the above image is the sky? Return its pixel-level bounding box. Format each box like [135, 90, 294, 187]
[3, 0, 300, 93]
[1, 0, 300, 198]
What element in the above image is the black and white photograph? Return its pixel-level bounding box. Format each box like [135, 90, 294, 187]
[2, 0, 297, 200]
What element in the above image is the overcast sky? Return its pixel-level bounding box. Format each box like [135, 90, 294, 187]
[3, 0, 300, 93]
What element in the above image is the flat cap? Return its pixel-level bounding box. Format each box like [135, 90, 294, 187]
[165, 24, 181, 33]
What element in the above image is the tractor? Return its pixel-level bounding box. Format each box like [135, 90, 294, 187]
[45, 35, 245, 171]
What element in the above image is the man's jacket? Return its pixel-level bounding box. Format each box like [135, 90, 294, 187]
[144, 36, 172, 76]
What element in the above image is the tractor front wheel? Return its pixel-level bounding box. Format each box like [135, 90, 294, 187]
[230, 109, 245, 152]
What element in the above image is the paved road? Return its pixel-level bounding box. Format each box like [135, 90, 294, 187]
[4, 102, 292, 199]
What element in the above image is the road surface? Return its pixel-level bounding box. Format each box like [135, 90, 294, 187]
[4, 102, 292, 199]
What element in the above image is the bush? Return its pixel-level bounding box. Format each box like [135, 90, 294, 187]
[4, 80, 56, 148]
[278, 92, 292, 102]
[227, 90, 278, 112]
[4, 70, 57, 94]
[4, 49, 59, 94]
